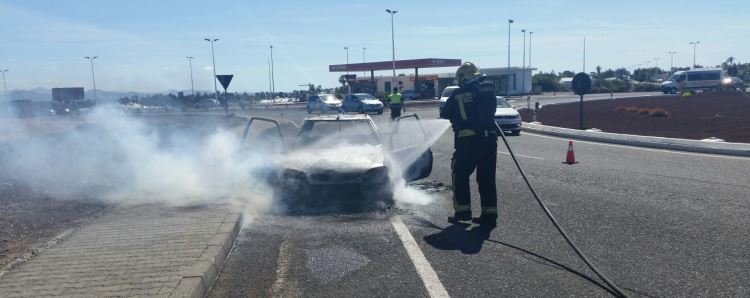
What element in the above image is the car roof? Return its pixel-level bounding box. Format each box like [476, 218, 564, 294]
[352, 93, 374, 96]
[305, 114, 371, 121]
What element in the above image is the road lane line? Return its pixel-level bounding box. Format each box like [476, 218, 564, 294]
[525, 132, 750, 160]
[269, 239, 301, 297]
[497, 151, 544, 160]
[390, 215, 450, 298]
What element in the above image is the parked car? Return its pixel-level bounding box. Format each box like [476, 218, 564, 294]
[342, 93, 384, 114]
[494, 96, 522, 136]
[401, 90, 417, 100]
[194, 98, 220, 109]
[438, 86, 459, 113]
[306, 94, 342, 113]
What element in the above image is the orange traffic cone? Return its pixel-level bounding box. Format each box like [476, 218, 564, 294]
[563, 141, 578, 165]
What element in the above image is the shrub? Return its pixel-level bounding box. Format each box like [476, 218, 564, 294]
[649, 108, 669, 117]
[637, 108, 652, 115]
[633, 83, 661, 92]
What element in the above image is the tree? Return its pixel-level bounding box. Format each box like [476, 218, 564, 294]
[532, 72, 562, 92]
[560, 70, 575, 78]
[596, 65, 602, 78]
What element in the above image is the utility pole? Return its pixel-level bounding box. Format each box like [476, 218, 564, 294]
[83, 56, 98, 103]
[529, 31, 533, 93]
[270, 46, 276, 95]
[507, 19, 513, 96]
[268, 57, 272, 100]
[582, 37, 586, 73]
[386, 9, 398, 90]
[689, 41, 700, 68]
[362, 47, 367, 79]
[1, 69, 8, 96]
[186, 56, 195, 98]
[204, 38, 219, 99]
[668, 51, 677, 71]
[521, 29, 526, 95]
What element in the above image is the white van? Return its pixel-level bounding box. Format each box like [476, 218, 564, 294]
[660, 69, 722, 94]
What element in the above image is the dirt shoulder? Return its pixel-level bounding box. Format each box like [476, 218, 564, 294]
[521, 92, 750, 143]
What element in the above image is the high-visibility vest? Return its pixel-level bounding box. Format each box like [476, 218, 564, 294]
[388, 93, 402, 105]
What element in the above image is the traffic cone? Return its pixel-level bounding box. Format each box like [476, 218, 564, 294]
[563, 140, 578, 165]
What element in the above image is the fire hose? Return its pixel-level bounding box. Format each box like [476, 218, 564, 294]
[494, 122, 628, 298]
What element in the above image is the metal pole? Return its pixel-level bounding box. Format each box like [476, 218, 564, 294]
[1, 70, 7, 95]
[386, 9, 398, 90]
[583, 37, 586, 73]
[507, 19, 513, 96]
[271, 46, 276, 94]
[668, 51, 676, 71]
[186, 56, 195, 98]
[205, 38, 219, 99]
[268, 57, 272, 99]
[529, 31, 533, 93]
[84, 56, 98, 103]
[522, 29, 526, 95]
[344, 47, 349, 75]
[362, 47, 367, 79]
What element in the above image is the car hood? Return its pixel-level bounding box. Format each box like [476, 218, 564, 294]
[495, 107, 519, 117]
[323, 100, 342, 104]
[362, 99, 382, 105]
[282, 144, 385, 172]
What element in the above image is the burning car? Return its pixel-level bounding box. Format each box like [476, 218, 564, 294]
[241, 114, 433, 211]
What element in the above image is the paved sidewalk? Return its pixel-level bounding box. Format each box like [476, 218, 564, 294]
[0, 204, 242, 297]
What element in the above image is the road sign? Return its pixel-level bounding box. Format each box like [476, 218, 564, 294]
[216, 75, 234, 90]
[572, 73, 592, 95]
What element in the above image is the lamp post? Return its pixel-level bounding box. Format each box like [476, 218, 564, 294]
[270, 45, 275, 95]
[521, 29, 526, 95]
[362, 47, 367, 79]
[186, 56, 195, 98]
[507, 19, 513, 96]
[528, 31, 533, 93]
[689, 41, 700, 68]
[344, 46, 350, 95]
[1, 69, 8, 95]
[668, 51, 677, 71]
[386, 9, 398, 90]
[83, 56, 98, 102]
[653, 57, 660, 69]
[204, 38, 219, 99]
[344, 46, 349, 75]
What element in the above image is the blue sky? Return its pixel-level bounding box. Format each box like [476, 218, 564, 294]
[0, 0, 746, 93]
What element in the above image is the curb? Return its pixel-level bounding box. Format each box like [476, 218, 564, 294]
[522, 122, 750, 157]
[169, 211, 243, 298]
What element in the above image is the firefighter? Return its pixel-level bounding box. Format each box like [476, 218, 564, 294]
[388, 87, 405, 120]
[439, 62, 498, 226]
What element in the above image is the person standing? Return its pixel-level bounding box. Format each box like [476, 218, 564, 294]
[388, 87, 405, 120]
[439, 62, 498, 226]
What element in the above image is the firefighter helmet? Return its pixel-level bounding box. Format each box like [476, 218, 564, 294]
[454, 62, 480, 86]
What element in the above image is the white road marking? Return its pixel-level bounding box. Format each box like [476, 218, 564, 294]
[390, 215, 450, 298]
[525, 132, 750, 160]
[497, 151, 544, 160]
[270, 239, 301, 297]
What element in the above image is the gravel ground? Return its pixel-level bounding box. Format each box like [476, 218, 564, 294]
[520, 92, 750, 142]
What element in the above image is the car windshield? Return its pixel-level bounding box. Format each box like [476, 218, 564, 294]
[441, 88, 456, 97]
[297, 120, 380, 147]
[496, 98, 512, 108]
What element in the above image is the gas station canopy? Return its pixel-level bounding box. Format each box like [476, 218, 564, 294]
[329, 58, 461, 72]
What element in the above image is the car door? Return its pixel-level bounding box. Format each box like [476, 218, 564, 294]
[389, 114, 434, 182]
[241, 117, 291, 186]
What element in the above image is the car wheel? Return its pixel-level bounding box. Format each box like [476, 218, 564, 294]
[307, 108, 312, 114]
[358, 107, 364, 114]
[377, 109, 383, 115]
[511, 130, 521, 136]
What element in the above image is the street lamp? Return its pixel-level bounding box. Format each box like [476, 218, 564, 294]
[386, 9, 398, 90]
[653, 57, 660, 69]
[362, 47, 367, 79]
[521, 29, 526, 95]
[668, 51, 677, 71]
[1, 69, 8, 95]
[83, 56, 98, 102]
[344, 46, 349, 75]
[507, 19, 513, 96]
[528, 31, 533, 93]
[186, 56, 195, 98]
[204, 38, 219, 99]
[689, 41, 700, 68]
[270, 45, 275, 95]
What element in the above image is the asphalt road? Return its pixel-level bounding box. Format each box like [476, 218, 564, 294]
[208, 105, 749, 297]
